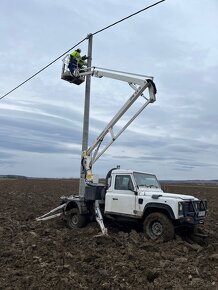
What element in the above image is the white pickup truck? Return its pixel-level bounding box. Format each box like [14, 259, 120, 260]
[37, 66, 207, 241]
[54, 168, 207, 241]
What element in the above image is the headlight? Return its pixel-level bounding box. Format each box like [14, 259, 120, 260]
[178, 202, 184, 216]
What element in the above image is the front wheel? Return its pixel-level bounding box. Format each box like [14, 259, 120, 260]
[143, 212, 174, 241]
[67, 208, 87, 229]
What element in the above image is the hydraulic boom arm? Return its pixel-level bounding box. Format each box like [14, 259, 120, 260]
[77, 67, 157, 181]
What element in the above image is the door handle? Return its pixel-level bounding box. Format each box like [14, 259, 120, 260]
[112, 198, 118, 200]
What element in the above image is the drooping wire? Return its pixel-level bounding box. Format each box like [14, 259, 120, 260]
[0, 0, 166, 101]
[93, 0, 166, 36]
[0, 37, 87, 100]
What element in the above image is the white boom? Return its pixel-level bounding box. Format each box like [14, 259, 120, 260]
[75, 66, 157, 181]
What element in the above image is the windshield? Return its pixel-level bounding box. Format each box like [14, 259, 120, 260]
[133, 172, 160, 188]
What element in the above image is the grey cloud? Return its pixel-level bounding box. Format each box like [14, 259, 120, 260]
[0, 152, 18, 170]
[0, 151, 16, 165]
[0, 0, 218, 179]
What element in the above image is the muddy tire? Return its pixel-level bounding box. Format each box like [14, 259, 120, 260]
[67, 209, 87, 229]
[143, 212, 174, 241]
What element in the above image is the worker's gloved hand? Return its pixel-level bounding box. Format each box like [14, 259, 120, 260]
[82, 55, 88, 60]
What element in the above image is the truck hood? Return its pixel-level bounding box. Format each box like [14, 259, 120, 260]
[138, 188, 197, 201]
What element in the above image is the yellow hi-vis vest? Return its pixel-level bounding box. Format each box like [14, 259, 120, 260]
[70, 51, 81, 62]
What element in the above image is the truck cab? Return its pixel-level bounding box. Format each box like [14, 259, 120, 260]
[104, 169, 207, 240]
[105, 169, 161, 216]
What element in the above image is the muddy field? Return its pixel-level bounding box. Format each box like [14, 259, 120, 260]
[0, 179, 217, 290]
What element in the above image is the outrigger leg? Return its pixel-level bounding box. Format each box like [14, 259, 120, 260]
[95, 200, 108, 236]
[36, 203, 65, 221]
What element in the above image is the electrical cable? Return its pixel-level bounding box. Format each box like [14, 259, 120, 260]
[93, 0, 165, 36]
[0, 37, 87, 100]
[0, 0, 166, 101]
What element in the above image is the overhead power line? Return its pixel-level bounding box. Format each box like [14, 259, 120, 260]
[93, 0, 166, 36]
[0, 38, 87, 100]
[0, 0, 166, 101]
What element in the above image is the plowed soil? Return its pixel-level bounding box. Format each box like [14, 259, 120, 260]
[0, 179, 217, 290]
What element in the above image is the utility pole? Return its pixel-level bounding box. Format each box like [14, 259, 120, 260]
[79, 33, 93, 197]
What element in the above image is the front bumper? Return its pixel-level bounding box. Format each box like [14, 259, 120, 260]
[179, 215, 205, 225]
[178, 200, 207, 225]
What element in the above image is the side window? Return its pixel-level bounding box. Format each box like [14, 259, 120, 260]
[115, 175, 134, 191]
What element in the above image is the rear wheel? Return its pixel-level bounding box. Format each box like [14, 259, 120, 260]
[67, 208, 87, 229]
[143, 212, 174, 241]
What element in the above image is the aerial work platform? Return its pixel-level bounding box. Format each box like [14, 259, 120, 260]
[61, 54, 85, 85]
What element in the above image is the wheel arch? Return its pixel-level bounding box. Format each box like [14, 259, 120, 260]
[65, 200, 80, 213]
[143, 203, 175, 220]
[64, 199, 89, 215]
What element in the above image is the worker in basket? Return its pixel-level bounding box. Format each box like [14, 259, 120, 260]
[68, 48, 88, 74]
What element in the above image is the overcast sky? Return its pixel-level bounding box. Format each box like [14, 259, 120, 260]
[0, 0, 217, 180]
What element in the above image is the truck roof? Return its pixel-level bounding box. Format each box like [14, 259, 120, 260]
[111, 169, 155, 176]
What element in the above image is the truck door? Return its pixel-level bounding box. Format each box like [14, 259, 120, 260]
[105, 174, 136, 216]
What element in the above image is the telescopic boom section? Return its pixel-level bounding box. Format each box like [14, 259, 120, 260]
[78, 67, 157, 182]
